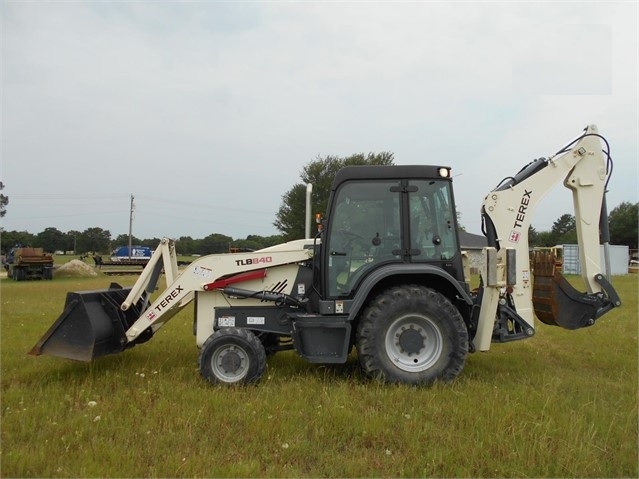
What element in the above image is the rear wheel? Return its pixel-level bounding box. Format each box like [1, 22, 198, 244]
[356, 284, 468, 385]
[199, 328, 267, 385]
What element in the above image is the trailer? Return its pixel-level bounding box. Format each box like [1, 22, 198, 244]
[110, 246, 152, 264]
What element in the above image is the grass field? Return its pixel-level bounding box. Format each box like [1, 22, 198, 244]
[1, 271, 637, 478]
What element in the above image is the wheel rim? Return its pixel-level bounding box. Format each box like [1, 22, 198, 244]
[210, 344, 249, 383]
[384, 313, 443, 372]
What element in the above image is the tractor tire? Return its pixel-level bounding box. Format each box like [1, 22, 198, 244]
[199, 328, 267, 385]
[356, 284, 468, 385]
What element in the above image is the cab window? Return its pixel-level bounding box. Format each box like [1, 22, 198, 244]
[408, 180, 457, 260]
[326, 181, 400, 297]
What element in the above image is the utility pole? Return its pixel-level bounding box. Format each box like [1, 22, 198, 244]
[128, 194, 135, 260]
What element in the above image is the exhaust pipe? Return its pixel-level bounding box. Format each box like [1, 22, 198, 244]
[305, 183, 313, 239]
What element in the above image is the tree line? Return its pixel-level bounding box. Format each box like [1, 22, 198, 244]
[0, 227, 285, 257]
[2, 203, 635, 258]
[1, 155, 637, 256]
[528, 205, 638, 250]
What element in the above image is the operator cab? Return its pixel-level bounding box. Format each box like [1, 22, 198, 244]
[321, 165, 464, 299]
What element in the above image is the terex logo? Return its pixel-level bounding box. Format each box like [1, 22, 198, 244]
[513, 189, 532, 229]
[154, 285, 184, 313]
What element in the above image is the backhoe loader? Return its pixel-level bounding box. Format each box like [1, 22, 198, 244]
[30, 124, 621, 385]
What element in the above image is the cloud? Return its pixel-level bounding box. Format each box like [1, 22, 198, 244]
[1, 1, 636, 239]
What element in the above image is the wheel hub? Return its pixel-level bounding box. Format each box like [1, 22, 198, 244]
[220, 351, 242, 373]
[385, 314, 443, 372]
[397, 327, 425, 355]
[216, 346, 245, 375]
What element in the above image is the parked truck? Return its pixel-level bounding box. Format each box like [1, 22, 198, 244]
[3, 246, 54, 281]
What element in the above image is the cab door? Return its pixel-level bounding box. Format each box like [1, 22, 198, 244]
[325, 180, 402, 298]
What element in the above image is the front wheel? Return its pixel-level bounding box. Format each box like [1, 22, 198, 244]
[199, 328, 267, 385]
[356, 285, 468, 385]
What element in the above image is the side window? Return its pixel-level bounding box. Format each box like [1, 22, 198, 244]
[409, 180, 458, 260]
[327, 181, 400, 297]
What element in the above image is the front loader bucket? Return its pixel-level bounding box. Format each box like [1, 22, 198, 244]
[532, 252, 618, 329]
[29, 283, 143, 361]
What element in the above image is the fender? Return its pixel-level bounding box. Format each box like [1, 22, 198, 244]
[346, 263, 473, 322]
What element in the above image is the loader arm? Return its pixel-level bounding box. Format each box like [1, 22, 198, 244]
[30, 238, 314, 361]
[121, 239, 315, 344]
[121, 237, 180, 312]
[474, 124, 621, 351]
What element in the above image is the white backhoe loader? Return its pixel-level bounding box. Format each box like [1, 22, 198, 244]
[30, 124, 621, 385]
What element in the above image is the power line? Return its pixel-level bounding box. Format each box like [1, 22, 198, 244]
[4, 210, 123, 221]
[8, 194, 128, 200]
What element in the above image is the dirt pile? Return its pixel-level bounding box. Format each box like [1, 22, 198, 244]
[55, 260, 98, 277]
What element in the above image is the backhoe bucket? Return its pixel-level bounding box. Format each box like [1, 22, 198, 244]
[532, 252, 602, 329]
[29, 283, 141, 361]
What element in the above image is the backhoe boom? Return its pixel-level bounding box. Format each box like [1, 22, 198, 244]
[475, 124, 620, 351]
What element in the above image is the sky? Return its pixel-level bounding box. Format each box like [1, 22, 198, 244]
[1, 1, 637, 241]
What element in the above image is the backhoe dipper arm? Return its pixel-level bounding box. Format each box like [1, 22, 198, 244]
[474, 124, 620, 351]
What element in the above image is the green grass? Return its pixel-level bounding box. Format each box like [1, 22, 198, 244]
[1, 273, 637, 478]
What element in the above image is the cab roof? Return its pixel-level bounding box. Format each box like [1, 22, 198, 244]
[332, 165, 452, 189]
